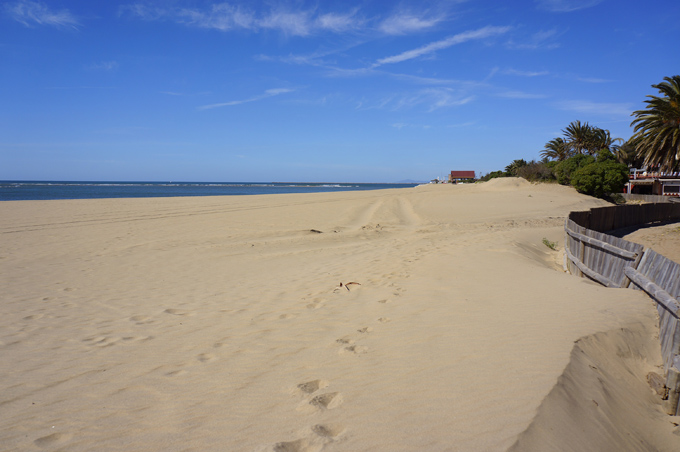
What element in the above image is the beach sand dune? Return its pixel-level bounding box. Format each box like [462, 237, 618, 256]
[1, 181, 678, 451]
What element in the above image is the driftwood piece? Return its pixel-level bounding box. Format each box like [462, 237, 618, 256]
[337, 282, 361, 291]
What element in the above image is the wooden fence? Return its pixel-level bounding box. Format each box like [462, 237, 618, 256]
[564, 203, 680, 415]
[621, 194, 678, 204]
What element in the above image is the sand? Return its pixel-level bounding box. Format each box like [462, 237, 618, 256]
[2, 179, 679, 451]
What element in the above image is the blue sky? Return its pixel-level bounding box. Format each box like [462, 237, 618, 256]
[1, 0, 678, 182]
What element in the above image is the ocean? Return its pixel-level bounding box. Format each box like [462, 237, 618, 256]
[0, 181, 420, 201]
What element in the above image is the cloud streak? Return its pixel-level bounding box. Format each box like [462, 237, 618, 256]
[535, 0, 603, 12]
[378, 11, 445, 35]
[555, 100, 633, 117]
[373, 26, 511, 67]
[503, 68, 549, 77]
[5, 0, 79, 28]
[198, 88, 294, 110]
[121, 3, 454, 37]
[122, 3, 362, 36]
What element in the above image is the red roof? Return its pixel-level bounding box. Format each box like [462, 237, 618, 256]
[450, 171, 475, 179]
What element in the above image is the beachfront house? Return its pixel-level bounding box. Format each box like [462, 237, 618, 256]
[625, 169, 680, 197]
[449, 171, 476, 184]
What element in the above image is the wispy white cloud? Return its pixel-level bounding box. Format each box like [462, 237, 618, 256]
[259, 10, 312, 36]
[123, 3, 255, 31]
[391, 123, 431, 130]
[122, 3, 363, 36]
[89, 61, 118, 71]
[535, 0, 603, 12]
[447, 121, 475, 128]
[180, 3, 255, 31]
[555, 100, 633, 117]
[496, 90, 547, 99]
[5, 0, 79, 28]
[576, 76, 614, 83]
[507, 29, 560, 50]
[503, 68, 549, 77]
[315, 10, 362, 33]
[374, 26, 511, 67]
[394, 88, 474, 112]
[378, 11, 445, 35]
[198, 88, 294, 110]
[389, 72, 486, 89]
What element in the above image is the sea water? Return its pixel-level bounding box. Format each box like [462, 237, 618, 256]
[0, 181, 419, 201]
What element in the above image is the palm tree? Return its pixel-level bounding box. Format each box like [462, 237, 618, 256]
[505, 159, 528, 176]
[540, 137, 572, 161]
[562, 120, 594, 155]
[589, 127, 623, 154]
[630, 75, 680, 171]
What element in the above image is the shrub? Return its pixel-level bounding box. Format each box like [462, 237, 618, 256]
[516, 161, 556, 182]
[554, 154, 595, 185]
[570, 160, 629, 198]
[479, 170, 507, 182]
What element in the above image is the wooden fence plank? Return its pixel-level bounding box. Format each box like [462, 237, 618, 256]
[564, 228, 638, 259]
[565, 246, 616, 287]
[624, 267, 680, 318]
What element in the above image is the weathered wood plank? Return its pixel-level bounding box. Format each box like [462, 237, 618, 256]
[565, 246, 617, 287]
[665, 356, 680, 416]
[565, 228, 639, 259]
[624, 266, 680, 318]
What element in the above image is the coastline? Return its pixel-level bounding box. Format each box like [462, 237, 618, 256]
[1, 180, 677, 451]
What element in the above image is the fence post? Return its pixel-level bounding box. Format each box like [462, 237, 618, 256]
[665, 355, 680, 415]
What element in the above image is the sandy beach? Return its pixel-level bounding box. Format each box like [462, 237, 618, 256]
[2, 179, 679, 451]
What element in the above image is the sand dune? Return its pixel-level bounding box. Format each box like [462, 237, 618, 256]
[1, 180, 678, 451]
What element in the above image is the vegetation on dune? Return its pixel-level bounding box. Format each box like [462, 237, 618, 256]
[570, 151, 629, 198]
[478, 76, 680, 200]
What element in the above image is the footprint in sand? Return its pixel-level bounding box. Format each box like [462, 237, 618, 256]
[129, 315, 154, 325]
[279, 313, 295, 319]
[83, 335, 152, 347]
[22, 314, 44, 321]
[309, 392, 343, 410]
[297, 379, 329, 394]
[378, 317, 391, 323]
[341, 345, 368, 355]
[377, 299, 390, 304]
[164, 308, 194, 316]
[272, 438, 322, 452]
[306, 299, 324, 310]
[82, 336, 120, 347]
[197, 353, 216, 363]
[335, 336, 354, 345]
[357, 327, 373, 333]
[312, 424, 346, 438]
[34, 432, 71, 448]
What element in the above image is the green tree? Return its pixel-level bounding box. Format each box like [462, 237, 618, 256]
[589, 127, 623, 155]
[505, 159, 528, 176]
[562, 120, 593, 155]
[515, 160, 555, 182]
[554, 154, 595, 185]
[630, 75, 680, 171]
[479, 170, 506, 182]
[570, 160, 629, 198]
[540, 138, 572, 161]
